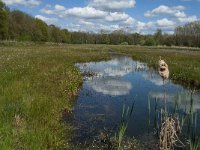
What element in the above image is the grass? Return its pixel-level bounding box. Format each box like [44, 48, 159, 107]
[0, 44, 109, 149]
[0, 43, 199, 149]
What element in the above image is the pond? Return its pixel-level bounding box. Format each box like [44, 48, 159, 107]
[70, 56, 200, 148]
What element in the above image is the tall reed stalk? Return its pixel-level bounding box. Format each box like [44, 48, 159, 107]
[117, 102, 135, 150]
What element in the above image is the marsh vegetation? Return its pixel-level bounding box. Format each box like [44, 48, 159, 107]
[0, 43, 200, 149]
[0, 44, 200, 149]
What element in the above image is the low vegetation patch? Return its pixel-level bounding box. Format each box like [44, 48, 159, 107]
[0, 44, 109, 149]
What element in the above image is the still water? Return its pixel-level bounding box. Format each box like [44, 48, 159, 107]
[72, 56, 200, 146]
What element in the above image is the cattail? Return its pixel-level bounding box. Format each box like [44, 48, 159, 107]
[158, 56, 169, 79]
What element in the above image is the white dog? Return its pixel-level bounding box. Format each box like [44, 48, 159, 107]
[159, 56, 169, 79]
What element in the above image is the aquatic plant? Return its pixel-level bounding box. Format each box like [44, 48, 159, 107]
[117, 103, 135, 150]
[189, 132, 200, 150]
[147, 96, 151, 133]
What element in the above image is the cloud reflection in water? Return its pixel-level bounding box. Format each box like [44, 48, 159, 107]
[90, 78, 132, 96]
[76, 57, 146, 96]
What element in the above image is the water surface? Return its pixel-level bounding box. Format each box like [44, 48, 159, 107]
[71, 56, 200, 146]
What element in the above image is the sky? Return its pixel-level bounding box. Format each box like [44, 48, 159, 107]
[2, 0, 200, 34]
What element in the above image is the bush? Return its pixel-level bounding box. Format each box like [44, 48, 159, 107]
[120, 42, 128, 45]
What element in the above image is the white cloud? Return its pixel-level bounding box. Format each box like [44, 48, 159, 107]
[178, 15, 197, 23]
[144, 5, 198, 33]
[65, 7, 107, 19]
[41, 5, 107, 19]
[40, 4, 138, 32]
[133, 18, 176, 34]
[79, 19, 95, 27]
[144, 5, 185, 17]
[2, 0, 41, 7]
[156, 18, 175, 27]
[35, 15, 58, 25]
[144, 5, 197, 24]
[105, 12, 129, 22]
[41, 5, 54, 14]
[55, 4, 66, 11]
[39, 2, 198, 34]
[124, 17, 135, 25]
[89, 0, 136, 11]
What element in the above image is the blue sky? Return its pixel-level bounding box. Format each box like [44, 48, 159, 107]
[2, 0, 200, 34]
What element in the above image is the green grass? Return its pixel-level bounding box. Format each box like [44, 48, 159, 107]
[0, 44, 109, 149]
[0, 43, 199, 149]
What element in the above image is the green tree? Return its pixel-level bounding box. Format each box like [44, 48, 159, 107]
[154, 29, 163, 45]
[35, 19, 49, 42]
[0, 0, 8, 40]
[175, 21, 200, 47]
[61, 29, 70, 43]
[144, 36, 156, 46]
[8, 10, 35, 41]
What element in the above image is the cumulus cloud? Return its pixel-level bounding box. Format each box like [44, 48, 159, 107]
[55, 4, 65, 11]
[144, 5, 197, 23]
[177, 15, 197, 23]
[41, 5, 107, 19]
[41, 5, 54, 14]
[156, 18, 175, 26]
[38, 2, 198, 34]
[105, 12, 129, 22]
[79, 19, 95, 27]
[143, 18, 176, 32]
[2, 0, 41, 7]
[143, 5, 198, 33]
[65, 7, 107, 19]
[89, 0, 136, 11]
[144, 5, 186, 17]
[41, 4, 134, 22]
[40, 3, 137, 32]
[35, 15, 58, 25]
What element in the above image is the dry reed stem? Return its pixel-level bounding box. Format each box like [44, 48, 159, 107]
[159, 116, 184, 150]
[14, 114, 22, 129]
[14, 114, 23, 149]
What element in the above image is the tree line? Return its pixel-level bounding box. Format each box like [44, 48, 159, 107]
[0, 0, 200, 47]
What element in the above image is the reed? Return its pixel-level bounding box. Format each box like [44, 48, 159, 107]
[117, 102, 135, 150]
[190, 137, 200, 150]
